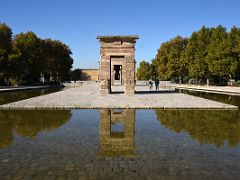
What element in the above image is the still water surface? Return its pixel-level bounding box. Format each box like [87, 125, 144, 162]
[179, 89, 240, 107]
[0, 109, 240, 179]
[0, 88, 61, 105]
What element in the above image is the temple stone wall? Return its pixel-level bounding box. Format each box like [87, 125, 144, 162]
[79, 69, 99, 81]
[97, 36, 139, 94]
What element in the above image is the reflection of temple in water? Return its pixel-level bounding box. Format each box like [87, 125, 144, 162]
[99, 109, 135, 157]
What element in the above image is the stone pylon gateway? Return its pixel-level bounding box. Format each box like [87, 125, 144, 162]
[97, 35, 139, 94]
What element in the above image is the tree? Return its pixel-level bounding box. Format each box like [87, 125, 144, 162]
[70, 69, 81, 81]
[136, 61, 151, 80]
[0, 23, 12, 84]
[153, 36, 188, 82]
[207, 26, 238, 81]
[42, 39, 73, 82]
[152, 41, 170, 80]
[10, 32, 43, 84]
[55, 42, 73, 81]
[229, 26, 240, 80]
[184, 26, 211, 80]
[153, 25, 240, 85]
[0, 23, 74, 85]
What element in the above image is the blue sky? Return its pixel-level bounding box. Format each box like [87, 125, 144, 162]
[1, 0, 240, 69]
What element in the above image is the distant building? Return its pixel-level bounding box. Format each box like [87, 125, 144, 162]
[79, 69, 99, 81]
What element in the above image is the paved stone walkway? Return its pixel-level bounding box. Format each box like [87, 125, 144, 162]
[172, 84, 240, 95]
[0, 83, 237, 109]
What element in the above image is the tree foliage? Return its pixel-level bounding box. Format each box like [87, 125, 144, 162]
[0, 23, 12, 83]
[138, 25, 240, 85]
[0, 23, 73, 85]
[230, 26, 240, 80]
[42, 39, 73, 82]
[70, 68, 81, 81]
[207, 26, 237, 79]
[10, 32, 43, 83]
[136, 61, 151, 80]
[152, 36, 188, 81]
[184, 26, 211, 80]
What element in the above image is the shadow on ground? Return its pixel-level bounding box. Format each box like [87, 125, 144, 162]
[110, 90, 177, 94]
[136, 90, 177, 94]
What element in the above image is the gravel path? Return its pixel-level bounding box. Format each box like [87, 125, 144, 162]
[0, 83, 237, 109]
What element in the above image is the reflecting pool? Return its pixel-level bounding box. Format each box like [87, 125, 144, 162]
[0, 109, 240, 179]
[178, 89, 240, 107]
[0, 88, 61, 105]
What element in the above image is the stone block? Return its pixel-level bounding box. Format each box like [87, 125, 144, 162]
[124, 89, 135, 95]
[99, 71, 110, 79]
[100, 89, 110, 94]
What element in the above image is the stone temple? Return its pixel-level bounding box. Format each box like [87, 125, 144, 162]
[97, 35, 139, 95]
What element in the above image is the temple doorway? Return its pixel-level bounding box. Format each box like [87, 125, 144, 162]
[114, 65, 122, 85]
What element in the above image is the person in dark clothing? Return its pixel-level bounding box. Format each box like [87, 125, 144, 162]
[155, 79, 159, 90]
[149, 80, 153, 90]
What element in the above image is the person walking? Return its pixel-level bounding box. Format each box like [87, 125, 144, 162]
[155, 79, 159, 90]
[149, 80, 153, 90]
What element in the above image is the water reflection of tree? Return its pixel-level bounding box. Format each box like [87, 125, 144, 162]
[0, 89, 58, 105]
[182, 90, 240, 108]
[0, 112, 13, 149]
[0, 110, 71, 148]
[155, 110, 240, 147]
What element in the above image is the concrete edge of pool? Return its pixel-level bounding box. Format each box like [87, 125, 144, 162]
[0, 105, 238, 110]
